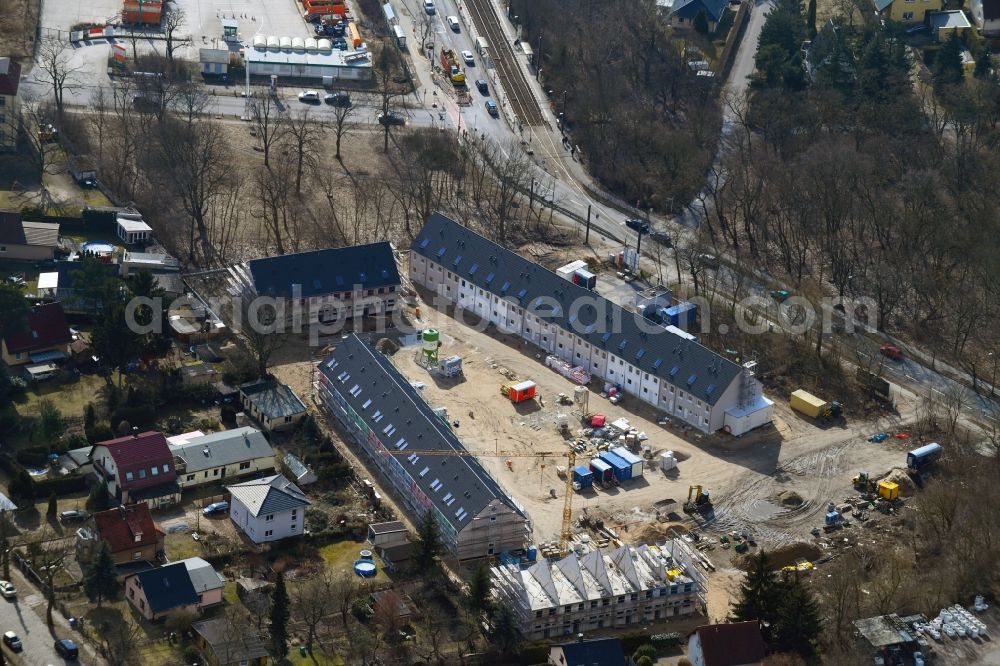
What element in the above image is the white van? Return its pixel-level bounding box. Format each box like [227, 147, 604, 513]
[447, 15, 460, 31]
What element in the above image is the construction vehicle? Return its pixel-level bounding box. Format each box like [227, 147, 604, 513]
[684, 485, 712, 513]
[386, 448, 576, 557]
[439, 48, 466, 84]
[789, 389, 842, 420]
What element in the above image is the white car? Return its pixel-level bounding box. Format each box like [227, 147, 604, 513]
[298, 90, 321, 103]
[424, 0, 435, 14]
[447, 15, 460, 31]
[461, 50, 475, 66]
[0, 581, 15, 599]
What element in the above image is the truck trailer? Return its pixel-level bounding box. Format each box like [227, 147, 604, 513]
[789, 389, 842, 419]
[907, 443, 943, 470]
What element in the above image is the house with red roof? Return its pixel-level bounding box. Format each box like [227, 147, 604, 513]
[90, 432, 181, 509]
[1, 302, 72, 366]
[686, 621, 768, 666]
[76, 504, 165, 572]
[0, 58, 20, 152]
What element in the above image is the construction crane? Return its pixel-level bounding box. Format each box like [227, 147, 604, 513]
[385, 448, 577, 557]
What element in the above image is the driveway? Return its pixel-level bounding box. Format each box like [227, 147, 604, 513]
[0, 568, 93, 666]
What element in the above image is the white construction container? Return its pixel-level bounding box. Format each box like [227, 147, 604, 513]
[659, 451, 677, 471]
[556, 259, 588, 281]
[611, 447, 644, 478]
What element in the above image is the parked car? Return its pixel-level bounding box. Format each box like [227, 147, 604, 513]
[485, 100, 499, 117]
[879, 344, 903, 361]
[325, 91, 351, 106]
[625, 218, 650, 234]
[377, 111, 406, 126]
[650, 231, 673, 247]
[298, 90, 321, 103]
[202, 501, 229, 516]
[447, 15, 460, 31]
[3, 632, 22, 652]
[475, 79, 488, 95]
[54, 639, 78, 660]
[58, 510, 87, 523]
[424, 0, 435, 14]
[697, 253, 720, 268]
[0, 581, 15, 599]
[461, 50, 475, 66]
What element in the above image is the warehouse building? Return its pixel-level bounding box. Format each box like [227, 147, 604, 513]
[316, 333, 530, 560]
[245, 36, 373, 82]
[491, 541, 705, 640]
[408, 213, 773, 435]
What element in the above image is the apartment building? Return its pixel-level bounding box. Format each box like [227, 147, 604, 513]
[316, 333, 530, 560]
[409, 213, 773, 436]
[492, 542, 706, 640]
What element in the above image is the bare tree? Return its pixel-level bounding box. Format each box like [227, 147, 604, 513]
[373, 46, 409, 153]
[251, 155, 300, 255]
[329, 100, 356, 161]
[293, 571, 333, 653]
[93, 613, 142, 666]
[161, 6, 189, 67]
[328, 573, 360, 630]
[171, 81, 211, 124]
[36, 37, 81, 113]
[89, 86, 112, 164]
[19, 95, 59, 178]
[233, 286, 286, 379]
[248, 90, 287, 168]
[283, 109, 325, 194]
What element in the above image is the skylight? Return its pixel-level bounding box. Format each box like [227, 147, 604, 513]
[687, 374, 697, 385]
[602, 332, 612, 343]
[469, 263, 478, 274]
[706, 384, 716, 395]
[669, 366, 679, 376]
[453, 255, 462, 267]
[419, 238, 430, 249]
[419, 466, 430, 477]
[363, 399, 373, 410]
[437, 247, 446, 257]
[635, 349, 646, 360]
[485, 272, 495, 284]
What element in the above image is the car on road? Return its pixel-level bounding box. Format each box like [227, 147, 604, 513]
[475, 79, 488, 95]
[3, 632, 22, 652]
[55, 639, 79, 660]
[697, 253, 720, 269]
[202, 501, 229, 516]
[424, 0, 435, 14]
[879, 344, 903, 361]
[59, 510, 87, 523]
[649, 231, 673, 247]
[325, 91, 351, 106]
[625, 218, 650, 234]
[377, 111, 406, 126]
[0, 581, 15, 599]
[447, 15, 460, 31]
[485, 100, 499, 117]
[461, 50, 475, 66]
[298, 90, 321, 103]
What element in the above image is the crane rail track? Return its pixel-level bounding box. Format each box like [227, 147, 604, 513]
[463, 0, 547, 127]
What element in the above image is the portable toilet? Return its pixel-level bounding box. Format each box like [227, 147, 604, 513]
[572, 466, 593, 490]
[589, 458, 614, 484]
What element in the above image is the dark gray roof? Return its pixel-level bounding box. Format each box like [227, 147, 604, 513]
[320, 334, 526, 534]
[171, 427, 274, 474]
[240, 380, 307, 419]
[226, 474, 310, 516]
[556, 638, 627, 666]
[134, 562, 200, 613]
[248, 242, 400, 299]
[193, 618, 271, 664]
[670, 0, 728, 21]
[411, 213, 742, 407]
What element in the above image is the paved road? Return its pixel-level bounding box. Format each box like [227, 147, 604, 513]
[0, 568, 87, 666]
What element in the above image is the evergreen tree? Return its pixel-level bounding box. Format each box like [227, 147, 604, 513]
[46, 493, 57, 519]
[730, 551, 781, 634]
[468, 564, 492, 613]
[807, 0, 817, 39]
[9, 469, 34, 503]
[86, 479, 110, 512]
[975, 48, 992, 78]
[772, 574, 823, 657]
[0, 283, 30, 342]
[82, 542, 119, 607]
[415, 511, 441, 569]
[38, 399, 64, 445]
[490, 603, 521, 657]
[935, 32, 966, 87]
[270, 572, 290, 659]
[694, 9, 710, 35]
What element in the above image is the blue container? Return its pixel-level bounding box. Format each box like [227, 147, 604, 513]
[907, 443, 943, 470]
[572, 465, 594, 489]
[825, 511, 840, 526]
[589, 458, 613, 483]
[665, 302, 698, 329]
[600, 451, 632, 482]
[574, 269, 596, 290]
[526, 545, 538, 562]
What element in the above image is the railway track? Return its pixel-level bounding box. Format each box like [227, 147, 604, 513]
[463, 0, 547, 127]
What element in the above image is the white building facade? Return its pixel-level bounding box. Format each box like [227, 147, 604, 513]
[227, 475, 309, 544]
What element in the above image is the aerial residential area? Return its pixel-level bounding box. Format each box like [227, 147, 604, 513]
[0, 0, 997, 662]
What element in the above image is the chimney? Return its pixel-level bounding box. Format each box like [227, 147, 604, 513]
[576, 633, 584, 643]
[132, 427, 139, 438]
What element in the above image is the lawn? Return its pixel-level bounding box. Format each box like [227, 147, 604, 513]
[164, 532, 204, 560]
[14, 374, 109, 426]
[318, 539, 390, 584]
[288, 647, 346, 666]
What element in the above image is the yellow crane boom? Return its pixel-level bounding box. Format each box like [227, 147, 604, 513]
[385, 448, 576, 557]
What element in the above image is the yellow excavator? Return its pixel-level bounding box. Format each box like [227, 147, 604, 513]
[684, 485, 712, 513]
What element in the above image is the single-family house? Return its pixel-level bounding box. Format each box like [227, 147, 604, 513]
[929, 10, 972, 41]
[0, 212, 59, 261]
[227, 474, 310, 544]
[239, 380, 307, 432]
[548, 638, 628, 666]
[76, 504, 164, 568]
[686, 621, 767, 666]
[282, 453, 317, 485]
[192, 617, 270, 666]
[116, 213, 152, 245]
[0, 58, 21, 151]
[1, 302, 72, 366]
[90, 431, 181, 509]
[177, 557, 226, 608]
[971, 0, 1000, 34]
[873, 0, 942, 23]
[170, 426, 276, 490]
[668, 0, 728, 32]
[125, 562, 201, 621]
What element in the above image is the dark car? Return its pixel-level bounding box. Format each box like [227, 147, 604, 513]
[377, 112, 406, 126]
[475, 79, 488, 95]
[625, 218, 650, 234]
[325, 91, 351, 107]
[59, 510, 88, 523]
[3, 631, 22, 652]
[55, 639, 79, 660]
[202, 501, 229, 516]
[485, 100, 499, 117]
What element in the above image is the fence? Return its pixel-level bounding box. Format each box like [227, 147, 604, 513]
[718, 1, 752, 79]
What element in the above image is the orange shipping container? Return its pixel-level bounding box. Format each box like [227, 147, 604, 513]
[122, 0, 163, 25]
[347, 22, 361, 48]
[302, 0, 344, 15]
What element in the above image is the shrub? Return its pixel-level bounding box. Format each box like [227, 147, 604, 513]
[110, 405, 156, 431]
[220, 404, 237, 427]
[34, 475, 88, 496]
[305, 508, 329, 532]
[86, 424, 114, 444]
[16, 447, 51, 468]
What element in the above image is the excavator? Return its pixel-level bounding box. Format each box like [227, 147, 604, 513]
[684, 485, 712, 514]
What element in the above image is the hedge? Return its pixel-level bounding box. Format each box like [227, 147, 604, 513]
[34, 475, 88, 496]
[16, 448, 52, 468]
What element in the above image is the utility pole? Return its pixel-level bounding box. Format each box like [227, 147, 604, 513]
[585, 204, 591, 245]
